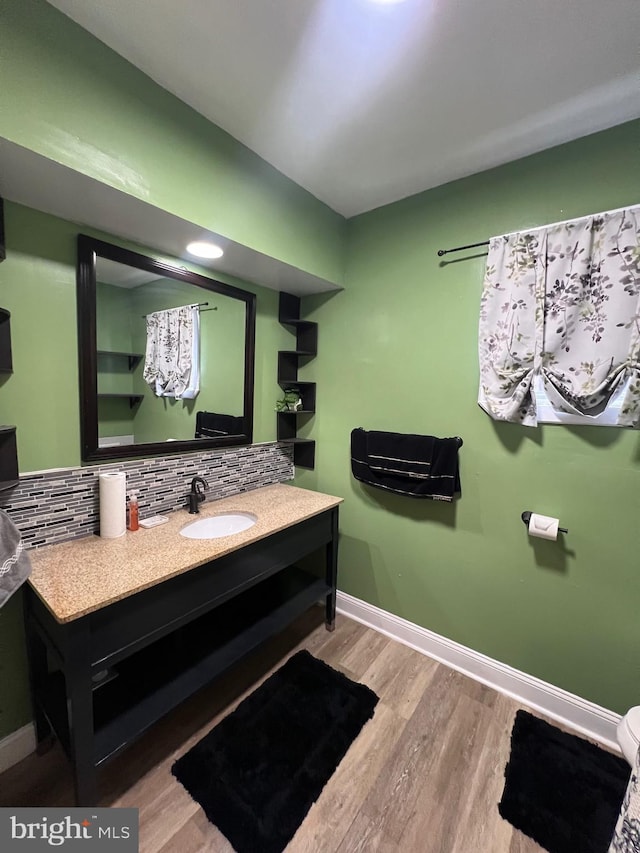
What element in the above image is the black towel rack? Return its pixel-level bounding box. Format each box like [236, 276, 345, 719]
[355, 429, 463, 448]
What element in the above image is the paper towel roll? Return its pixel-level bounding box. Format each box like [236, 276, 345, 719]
[528, 513, 559, 541]
[99, 472, 126, 539]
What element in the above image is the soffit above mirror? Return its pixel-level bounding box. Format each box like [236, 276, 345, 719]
[0, 139, 343, 297]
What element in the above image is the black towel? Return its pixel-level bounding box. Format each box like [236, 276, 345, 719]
[351, 428, 461, 501]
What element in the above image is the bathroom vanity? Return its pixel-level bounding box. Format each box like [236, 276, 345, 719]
[24, 484, 342, 806]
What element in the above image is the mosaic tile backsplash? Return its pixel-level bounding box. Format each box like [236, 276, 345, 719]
[0, 442, 294, 550]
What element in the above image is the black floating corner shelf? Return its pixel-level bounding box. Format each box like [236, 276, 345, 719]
[280, 438, 316, 470]
[277, 292, 317, 470]
[0, 425, 19, 491]
[0, 308, 12, 373]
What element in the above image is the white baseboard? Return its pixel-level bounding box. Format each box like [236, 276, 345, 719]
[337, 591, 622, 752]
[0, 723, 35, 774]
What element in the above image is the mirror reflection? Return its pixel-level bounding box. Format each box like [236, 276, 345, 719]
[78, 235, 256, 462]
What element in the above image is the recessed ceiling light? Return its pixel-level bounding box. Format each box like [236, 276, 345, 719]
[186, 241, 224, 259]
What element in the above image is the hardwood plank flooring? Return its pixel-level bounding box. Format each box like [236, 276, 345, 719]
[0, 608, 555, 852]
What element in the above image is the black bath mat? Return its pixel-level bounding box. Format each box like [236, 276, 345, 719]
[171, 650, 378, 853]
[499, 710, 630, 853]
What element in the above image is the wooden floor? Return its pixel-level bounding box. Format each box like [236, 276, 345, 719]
[0, 610, 551, 852]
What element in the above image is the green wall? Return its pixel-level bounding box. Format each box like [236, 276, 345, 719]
[0, 0, 346, 285]
[96, 282, 136, 356]
[96, 283, 137, 436]
[298, 121, 640, 714]
[0, 206, 79, 471]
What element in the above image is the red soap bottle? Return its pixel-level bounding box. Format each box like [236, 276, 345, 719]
[127, 491, 139, 531]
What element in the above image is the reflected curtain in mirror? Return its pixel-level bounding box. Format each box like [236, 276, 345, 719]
[143, 304, 200, 399]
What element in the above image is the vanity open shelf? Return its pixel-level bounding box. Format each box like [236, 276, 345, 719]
[24, 501, 339, 805]
[36, 566, 328, 767]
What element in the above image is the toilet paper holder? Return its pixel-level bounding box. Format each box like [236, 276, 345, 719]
[521, 511, 568, 534]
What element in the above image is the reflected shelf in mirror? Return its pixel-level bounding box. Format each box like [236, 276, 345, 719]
[97, 350, 144, 371]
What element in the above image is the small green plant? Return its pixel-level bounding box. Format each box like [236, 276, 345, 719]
[275, 388, 302, 412]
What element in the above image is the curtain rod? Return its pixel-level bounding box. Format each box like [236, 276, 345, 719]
[436, 203, 639, 257]
[141, 301, 214, 318]
[437, 240, 489, 257]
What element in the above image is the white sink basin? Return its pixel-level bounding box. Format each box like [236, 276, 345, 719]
[180, 512, 257, 540]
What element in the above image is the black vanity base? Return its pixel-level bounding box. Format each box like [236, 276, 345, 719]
[24, 507, 339, 806]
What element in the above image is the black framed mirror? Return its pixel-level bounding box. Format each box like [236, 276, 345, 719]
[77, 234, 256, 462]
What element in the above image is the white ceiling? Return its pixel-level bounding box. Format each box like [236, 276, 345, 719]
[45, 0, 640, 218]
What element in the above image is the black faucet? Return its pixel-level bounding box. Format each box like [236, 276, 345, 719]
[186, 476, 208, 513]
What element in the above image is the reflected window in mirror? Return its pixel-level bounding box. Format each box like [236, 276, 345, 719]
[77, 235, 256, 462]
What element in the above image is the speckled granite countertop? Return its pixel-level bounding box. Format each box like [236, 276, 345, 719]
[28, 484, 342, 624]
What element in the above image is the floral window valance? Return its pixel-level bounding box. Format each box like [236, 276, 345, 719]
[478, 205, 640, 427]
